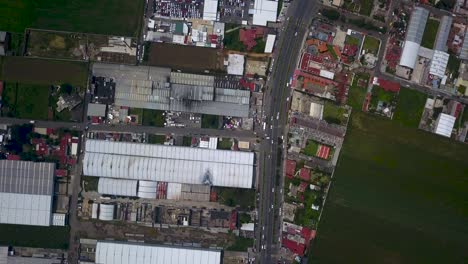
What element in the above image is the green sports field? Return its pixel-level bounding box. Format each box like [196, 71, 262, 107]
[310, 113, 468, 263]
[0, 0, 144, 36]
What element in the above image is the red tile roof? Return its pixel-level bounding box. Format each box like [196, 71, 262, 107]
[286, 160, 296, 178]
[55, 169, 68, 177]
[378, 79, 400, 92]
[7, 154, 20, 160]
[282, 238, 305, 256]
[298, 182, 308, 192]
[299, 168, 310, 181]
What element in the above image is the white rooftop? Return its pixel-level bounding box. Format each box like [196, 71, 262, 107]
[203, 0, 219, 21]
[429, 50, 449, 78]
[434, 113, 455, 137]
[227, 54, 245, 76]
[251, 0, 278, 26]
[399, 41, 420, 69]
[95, 241, 222, 264]
[83, 139, 254, 188]
[264, 34, 276, 53]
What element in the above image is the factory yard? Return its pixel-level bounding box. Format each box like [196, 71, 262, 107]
[0, 0, 144, 36]
[311, 112, 468, 263]
[147, 43, 224, 72]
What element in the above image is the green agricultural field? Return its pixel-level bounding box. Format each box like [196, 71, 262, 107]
[0, 224, 69, 249]
[0, 0, 144, 36]
[421, 19, 440, 49]
[347, 73, 369, 111]
[1, 57, 88, 87]
[1, 82, 49, 120]
[393, 88, 427, 128]
[362, 36, 380, 55]
[310, 113, 468, 263]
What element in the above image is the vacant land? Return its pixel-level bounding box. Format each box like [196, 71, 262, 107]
[142, 109, 165, 127]
[227, 236, 254, 251]
[345, 36, 360, 46]
[323, 101, 346, 125]
[303, 140, 319, 156]
[0, 0, 144, 36]
[348, 73, 369, 110]
[148, 134, 166, 144]
[217, 138, 233, 150]
[393, 88, 427, 128]
[421, 19, 440, 49]
[201, 114, 220, 129]
[214, 187, 255, 210]
[2, 82, 49, 119]
[310, 113, 468, 263]
[359, 0, 374, 16]
[0, 224, 69, 249]
[148, 43, 223, 73]
[362, 36, 380, 55]
[1, 57, 88, 87]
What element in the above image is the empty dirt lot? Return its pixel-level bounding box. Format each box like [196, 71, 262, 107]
[148, 43, 224, 73]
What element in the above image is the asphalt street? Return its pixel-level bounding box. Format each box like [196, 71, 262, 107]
[257, 0, 319, 262]
[0, 117, 257, 140]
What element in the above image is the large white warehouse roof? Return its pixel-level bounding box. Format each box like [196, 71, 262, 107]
[251, 0, 278, 26]
[0, 160, 55, 226]
[83, 140, 254, 188]
[95, 241, 221, 264]
[399, 41, 421, 69]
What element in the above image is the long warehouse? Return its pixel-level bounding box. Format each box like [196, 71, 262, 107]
[83, 139, 254, 189]
[0, 160, 55, 226]
[95, 241, 222, 264]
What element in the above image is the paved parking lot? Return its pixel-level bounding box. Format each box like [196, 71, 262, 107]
[219, 0, 250, 23]
[153, 0, 204, 19]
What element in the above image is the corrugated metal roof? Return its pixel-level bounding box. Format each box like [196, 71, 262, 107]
[434, 16, 452, 52]
[0, 160, 54, 195]
[83, 139, 254, 188]
[170, 72, 215, 87]
[265, 34, 276, 53]
[435, 113, 455, 137]
[171, 84, 214, 101]
[429, 50, 449, 78]
[87, 103, 107, 117]
[400, 41, 421, 69]
[98, 178, 138, 197]
[251, 0, 278, 26]
[405, 7, 429, 44]
[95, 241, 222, 264]
[203, 0, 219, 21]
[0, 193, 52, 226]
[461, 30, 468, 60]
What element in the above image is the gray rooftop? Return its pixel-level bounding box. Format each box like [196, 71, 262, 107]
[93, 63, 250, 117]
[461, 31, 468, 60]
[0, 160, 55, 195]
[434, 16, 452, 52]
[405, 7, 430, 44]
[87, 103, 107, 117]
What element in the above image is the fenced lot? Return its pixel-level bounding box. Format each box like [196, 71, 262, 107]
[0, 0, 144, 36]
[148, 43, 224, 72]
[1, 57, 88, 87]
[310, 113, 468, 263]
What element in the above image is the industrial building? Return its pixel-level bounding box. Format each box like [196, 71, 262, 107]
[83, 139, 254, 188]
[0, 160, 55, 226]
[434, 16, 452, 52]
[95, 241, 222, 264]
[399, 7, 429, 69]
[92, 63, 250, 117]
[203, 0, 219, 21]
[429, 50, 450, 78]
[251, 0, 279, 26]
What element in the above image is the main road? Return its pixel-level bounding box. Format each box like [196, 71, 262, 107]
[257, 0, 319, 263]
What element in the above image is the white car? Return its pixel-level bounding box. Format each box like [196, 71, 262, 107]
[276, 112, 280, 120]
[294, 32, 298, 37]
[272, 187, 275, 193]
